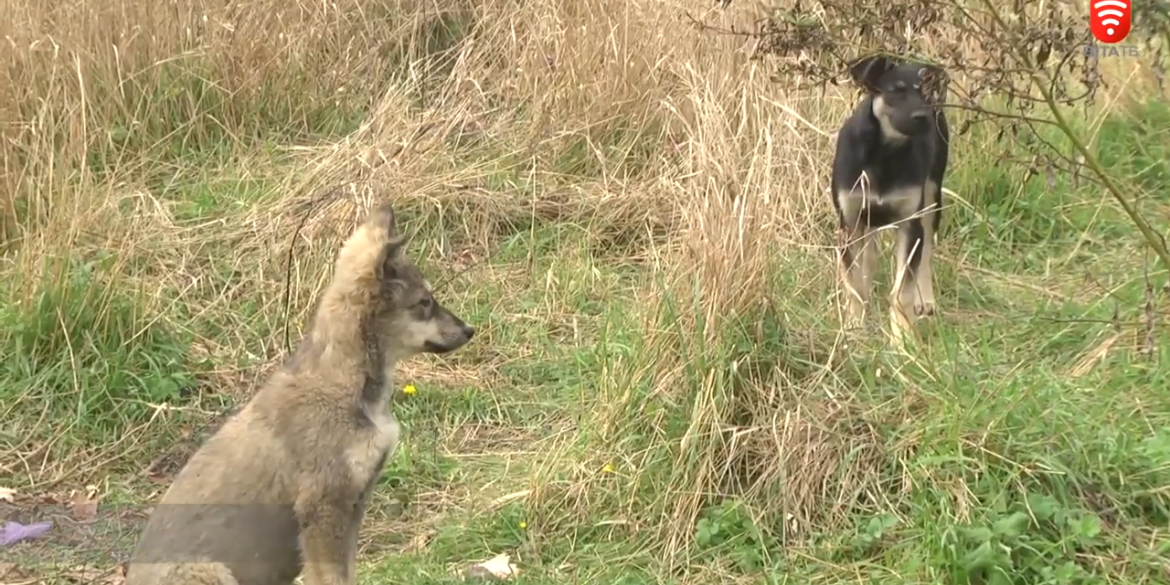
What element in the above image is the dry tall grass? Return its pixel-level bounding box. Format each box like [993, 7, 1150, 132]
[2, 0, 849, 261]
[1, 1, 857, 368]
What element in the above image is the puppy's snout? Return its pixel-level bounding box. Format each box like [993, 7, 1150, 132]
[461, 323, 476, 340]
[909, 109, 931, 133]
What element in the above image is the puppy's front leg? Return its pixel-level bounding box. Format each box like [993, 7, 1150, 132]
[296, 492, 357, 585]
[917, 180, 943, 317]
[890, 217, 928, 343]
[839, 222, 877, 329]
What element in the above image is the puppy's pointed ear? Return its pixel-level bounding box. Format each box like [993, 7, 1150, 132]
[367, 202, 399, 239]
[848, 55, 892, 92]
[374, 235, 408, 283]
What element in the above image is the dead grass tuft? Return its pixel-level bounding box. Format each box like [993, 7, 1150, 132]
[613, 64, 887, 560]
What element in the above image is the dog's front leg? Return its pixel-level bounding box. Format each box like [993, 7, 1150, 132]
[296, 491, 357, 585]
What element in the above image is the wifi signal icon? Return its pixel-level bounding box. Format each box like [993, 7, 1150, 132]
[1090, 0, 1132, 44]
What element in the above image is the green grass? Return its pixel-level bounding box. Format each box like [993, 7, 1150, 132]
[2, 101, 1169, 585]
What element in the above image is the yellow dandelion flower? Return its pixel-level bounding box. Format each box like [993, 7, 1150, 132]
[403, 384, 417, 396]
[519, 521, 528, 529]
[601, 462, 615, 473]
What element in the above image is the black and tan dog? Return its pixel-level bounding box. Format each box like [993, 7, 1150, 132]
[831, 53, 950, 337]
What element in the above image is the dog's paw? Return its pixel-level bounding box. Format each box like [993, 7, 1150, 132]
[915, 302, 937, 317]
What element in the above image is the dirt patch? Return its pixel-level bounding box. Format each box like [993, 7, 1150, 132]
[0, 495, 146, 580]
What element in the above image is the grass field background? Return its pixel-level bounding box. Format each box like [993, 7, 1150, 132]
[2, 0, 1169, 583]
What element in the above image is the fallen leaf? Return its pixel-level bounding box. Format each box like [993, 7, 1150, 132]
[0, 521, 52, 546]
[110, 563, 127, 585]
[69, 487, 100, 521]
[464, 553, 519, 581]
[145, 473, 170, 485]
[0, 487, 14, 503]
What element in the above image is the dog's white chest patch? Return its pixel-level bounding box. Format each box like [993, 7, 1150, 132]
[836, 185, 923, 224]
[366, 406, 399, 448]
[346, 402, 400, 486]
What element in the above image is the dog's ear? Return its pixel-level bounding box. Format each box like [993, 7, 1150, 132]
[367, 203, 405, 283]
[374, 235, 408, 283]
[848, 55, 893, 92]
[367, 202, 399, 239]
